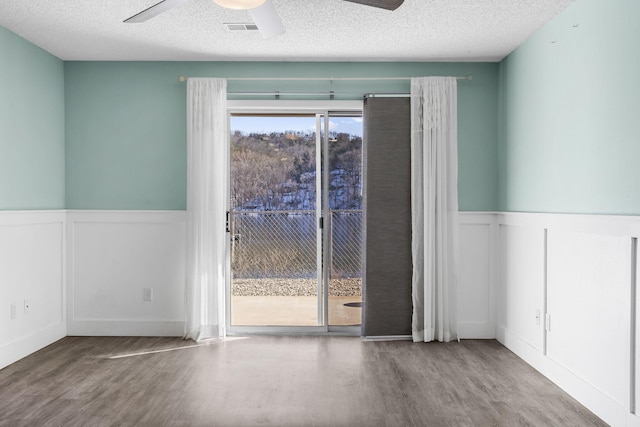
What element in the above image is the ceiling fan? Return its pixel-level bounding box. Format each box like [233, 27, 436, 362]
[124, 0, 404, 39]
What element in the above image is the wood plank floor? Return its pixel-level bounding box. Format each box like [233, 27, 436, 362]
[0, 337, 606, 427]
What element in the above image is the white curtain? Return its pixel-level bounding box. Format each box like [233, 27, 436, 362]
[185, 78, 228, 341]
[410, 76, 459, 343]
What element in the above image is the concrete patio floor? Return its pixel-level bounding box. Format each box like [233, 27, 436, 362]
[231, 296, 362, 326]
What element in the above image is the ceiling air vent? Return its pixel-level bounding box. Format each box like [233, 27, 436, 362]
[223, 23, 259, 32]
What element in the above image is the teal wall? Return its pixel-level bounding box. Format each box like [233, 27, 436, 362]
[0, 27, 65, 210]
[499, 0, 640, 214]
[12, 0, 640, 215]
[64, 62, 499, 211]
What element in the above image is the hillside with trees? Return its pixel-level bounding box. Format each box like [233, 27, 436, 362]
[231, 130, 362, 212]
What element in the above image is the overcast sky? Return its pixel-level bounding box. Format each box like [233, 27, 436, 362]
[230, 116, 363, 137]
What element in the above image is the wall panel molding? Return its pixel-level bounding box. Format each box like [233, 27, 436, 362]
[458, 212, 497, 339]
[497, 211, 640, 427]
[66, 210, 187, 337]
[0, 210, 66, 370]
[6, 208, 635, 427]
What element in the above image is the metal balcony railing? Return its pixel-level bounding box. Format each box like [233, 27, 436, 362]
[231, 210, 363, 294]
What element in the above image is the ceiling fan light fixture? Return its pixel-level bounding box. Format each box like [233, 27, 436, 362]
[213, 0, 266, 10]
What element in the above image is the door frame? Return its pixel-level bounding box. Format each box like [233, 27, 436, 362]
[225, 100, 363, 336]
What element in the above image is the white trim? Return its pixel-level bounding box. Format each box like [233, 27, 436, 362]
[0, 210, 66, 225]
[498, 325, 626, 427]
[458, 211, 499, 223]
[66, 209, 186, 223]
[67, 320, 184, 337]
[629, 413, 640, 427]
[457, 322, 495, 339]
[0, 323, 66, 370]
[364, 335, 413, 341]
[496, 211, 640, 237]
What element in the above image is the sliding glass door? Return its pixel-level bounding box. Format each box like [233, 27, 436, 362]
[227, 106, 362, 333]
[324, 113, 363, 327]
[229, 115, 320, 327]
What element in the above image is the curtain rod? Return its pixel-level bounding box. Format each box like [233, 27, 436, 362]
[177, 74, 473, 82]
[226, 91, 410, 99]
[230, 91, 345, 99]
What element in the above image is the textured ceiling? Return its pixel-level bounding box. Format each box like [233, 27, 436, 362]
[0, 0, 574, 62]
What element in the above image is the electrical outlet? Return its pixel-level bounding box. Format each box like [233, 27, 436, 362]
[10, 303, 16, 320]
[143, 288, 153, 302]
[24, 299, 30, 314]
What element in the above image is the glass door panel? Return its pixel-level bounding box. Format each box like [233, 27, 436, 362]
[229, 115, 320, 326]
[326, 114, 363, 326]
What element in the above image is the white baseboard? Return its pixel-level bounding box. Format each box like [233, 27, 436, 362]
[364, 335, 413, 341]
[458, 321, 495, 339]
[498, 325, 626, 427]
[67, 320, 184, 337]
[628, 413, 640, 427]
[0, 322, 66, 370]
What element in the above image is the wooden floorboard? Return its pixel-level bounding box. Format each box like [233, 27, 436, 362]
[0, 337, 607, 426]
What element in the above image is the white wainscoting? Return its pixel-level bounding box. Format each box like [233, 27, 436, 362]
[496, 212, 640, 427]
[0, 211, 66, 370]
[66, 211, 186, 336]
[7, 208, 636, 427]
[458, 213, 497, 339]
[62, 210, 496, 340]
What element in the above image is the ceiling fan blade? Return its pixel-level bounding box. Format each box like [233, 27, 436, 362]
[124, 0, 188, 23]
[342, 0, 404, 11]
[249, 0, 285, 39]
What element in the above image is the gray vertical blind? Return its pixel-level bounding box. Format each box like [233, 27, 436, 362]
[363, 97, 413, 337]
